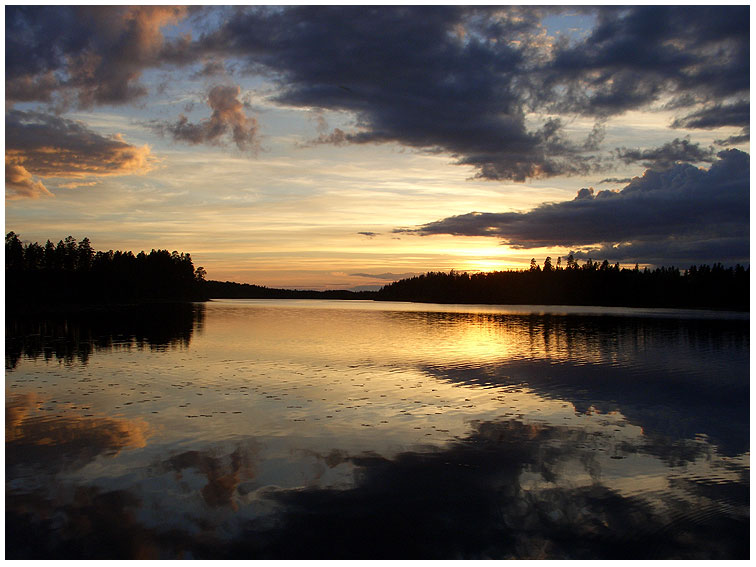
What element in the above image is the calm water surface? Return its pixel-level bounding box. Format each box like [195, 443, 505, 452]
[6, 299, 749, 558]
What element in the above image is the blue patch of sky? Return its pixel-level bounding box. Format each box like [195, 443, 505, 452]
[541, 12, 596, 42]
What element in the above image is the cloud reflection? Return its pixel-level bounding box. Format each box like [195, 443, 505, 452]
[6, 393, 150, 473]
[7, 415, 747, 559]
[161, 444, 260, 509]
[219, 419, 749, 559]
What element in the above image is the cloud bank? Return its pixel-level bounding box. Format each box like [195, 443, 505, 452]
[5, 110, 152, 198]
[6, 5, 189, 108]
[6, 6, 749, 182]
[398, 149, 749, 265]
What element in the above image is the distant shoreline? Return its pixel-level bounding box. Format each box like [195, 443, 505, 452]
[6, 233, 748, 313]
[204, 262, 750, 312]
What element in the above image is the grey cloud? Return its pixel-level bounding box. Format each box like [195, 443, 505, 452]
[193, 59, 228, 78]
[615, 138, 715, 170]
[154, 84, 259, 151]
[571, 236, 750, 266]
[599, 177, 633, 185]
[6, 6, 191, 108]
[672, 101, 750, 147]
[197, 6, 607, 181]
[357, 231, 378, 238]
[5, 72, 59, 104]
[672, 101, 750, 130]
[7, 6, 749, 182]
[398, 149, 749, 265]
[350, 272, 421, 281]
[198, 5, 746, 181]
[5, 110, 152, 196]
[312, 128, 350, 147]
[542, 6, 748, 116]
[716, 128, 750, 147]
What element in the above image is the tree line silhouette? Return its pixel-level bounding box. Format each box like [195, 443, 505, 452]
[6, 232, 208, 310]
[203, 280, 375, 300]
[7, 233, 748, 311]
[375, 256, 749, 311]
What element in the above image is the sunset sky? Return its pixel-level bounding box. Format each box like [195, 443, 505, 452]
[5, 5, 750, 290]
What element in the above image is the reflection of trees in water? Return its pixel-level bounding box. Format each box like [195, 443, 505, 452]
[6, 417, 748, 559]
[404, 311, 748, 457]
[421, 356, 749, 458]
[386, 309, 749, 366]
[5, 303, 205, 369]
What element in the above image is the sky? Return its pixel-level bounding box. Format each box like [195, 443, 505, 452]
[4, 4, 750, 290]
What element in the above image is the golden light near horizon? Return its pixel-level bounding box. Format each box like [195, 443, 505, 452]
[5, 6, 749, 290]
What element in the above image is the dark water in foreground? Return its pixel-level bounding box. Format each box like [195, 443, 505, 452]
[5, 299, 749, 559]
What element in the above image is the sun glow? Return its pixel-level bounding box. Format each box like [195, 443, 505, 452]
[462, 258, 514, 273]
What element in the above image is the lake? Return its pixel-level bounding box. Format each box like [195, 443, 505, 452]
[5, 299, 750, 559]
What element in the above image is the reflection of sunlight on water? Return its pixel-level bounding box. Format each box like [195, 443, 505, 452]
[6, 300, 748, 475]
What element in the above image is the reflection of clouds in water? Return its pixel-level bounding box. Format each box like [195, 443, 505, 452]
[252, 419, 748, 559]
[7, 486, 167, 560]
[420, 350, 749, 457]
[161, 443, 260, 509]
[6, 393, 150, 473]
[5, 303, 749, 558]
[8, 416, 747, 559]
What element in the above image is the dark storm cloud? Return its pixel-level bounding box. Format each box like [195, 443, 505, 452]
[542, 6, 749, 116]
[194, 5, 610, 181]
[152, 84, 259, 151]
[671, 101, 750, 130]
[672, 101, 750, 146]
[615, 138, 715, 170]
[6, 6, 749, 181]
[570, 236, 750, 266]
[5, 110, 152, 198]
[5, 5, 190, 107]
[195, 5, 748, 180]
[398, 149, 749, 264]
[715, 128, 751, 147]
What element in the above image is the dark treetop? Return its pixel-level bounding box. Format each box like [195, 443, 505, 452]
[6, 232, 208, 311]
[374, 257, 749, 312]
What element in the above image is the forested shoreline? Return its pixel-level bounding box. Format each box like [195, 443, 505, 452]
[375, 258, 750, 311]
[6, 233, 749, 311]
[6, 232, 208, 310]
[203, 280, 374, 300]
